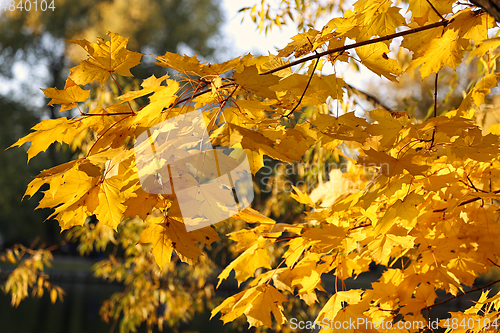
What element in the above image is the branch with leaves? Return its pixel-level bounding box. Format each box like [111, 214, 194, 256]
[5, 0, 500, 332]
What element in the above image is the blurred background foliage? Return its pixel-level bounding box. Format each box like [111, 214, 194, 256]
[0, 0, 224, 246]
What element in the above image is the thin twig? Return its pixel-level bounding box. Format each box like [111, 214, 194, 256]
[426, 0, 446, 20]
[488, 258, 500, 268]
[261, 19, 452, 75]
[433, 189, 500, 212]
[345, 83, 393, 112]
[82, 112, 135, 116]
[422, 278, 500, 311]
[284, 58, 319, 118]
[110, 73, 135, 114]
[171, 82, 236, 108]
[434, 73, 438, 118]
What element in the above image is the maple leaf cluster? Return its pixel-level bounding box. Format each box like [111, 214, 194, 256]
[6, 0, 500, 332]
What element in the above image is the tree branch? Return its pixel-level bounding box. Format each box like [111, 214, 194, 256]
[345, 83, 393, 112]
[471, 0, 500, 22]
[260, 19, 452, 76]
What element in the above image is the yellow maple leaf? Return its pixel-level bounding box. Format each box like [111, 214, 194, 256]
[244, 284, 288, 328]
[66, 32, 142, 85]
[277, 29, 320, 58]
[279, 253, 329, 296]
[365, 109, 410, 146]
[10, 117, 88, 163]
[41, 85, 90, 112]
[315, 289, 363, 322]
[368, 233, 415, 263]
[117, 74, 169, 103]
[233, 64, 280, 99]
[373, 192, 424, 235]
[357, 6, 406, 40]
[470, 73, 499, 107]
[401, 22, 444, 57]
[290, 185, 315, 206]
[217, 242, 271, 287]
[356, 42, 402, 82]
[94, 175, 126, 230]
[211, 123, 292, 163]
[468, 37, 500, 61]
[140, 214, 219, 268]
[358, 148, 429, 177]
[132, 79, 179, 124]
[408, 28, 468, 78]
[32, 159, 101, 229]
[123, 188, 159, 220]
[448, 8, 497, 45]
[408, 0, 454, 25]
[211, 284, 287, 328]
[302, 224, 348, 253]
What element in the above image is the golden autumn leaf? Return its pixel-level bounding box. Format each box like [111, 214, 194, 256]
[211, 284, 287, 328]
[365, 108, 410, 146]
[123, 189, 159, 220]
[290, 185, 315, 206]
[373, 192, 424, 235]
[94, 176, 126, 230]
[315, 289, 363, 323]
[217, 242, 271, 287]
[408, 28, 468, 78]
[66, 32, 142, 85]
[358, 148, 429, 177]
[140, 214, 219, 268]
[355, 42, 402, 82]
[10, 117, 88, 163]
[41, 85, 90, 112]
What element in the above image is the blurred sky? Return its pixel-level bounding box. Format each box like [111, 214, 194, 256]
[220, 0, 298, 56]
[220, 1, 369, 89]
[221, 1, 376, 91]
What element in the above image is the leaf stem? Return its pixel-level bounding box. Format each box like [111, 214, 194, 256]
[110, 73, 135, 114]
[434, 72, 438, 118]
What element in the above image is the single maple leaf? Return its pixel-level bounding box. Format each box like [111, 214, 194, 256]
[211, 284, 288, 328]
[66, 32, 142, 85]
[10, 118, 88, 163]
[358, 148, 429, 177]
[408, 28, 468, 78]
[217, 242, 271, 287]
[315, 289, 363, 322]
[355, 41, 402, 82]
[41, 85, 90, 112]
[94, 175, 126, 230]
[140, 213, 219, 268]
